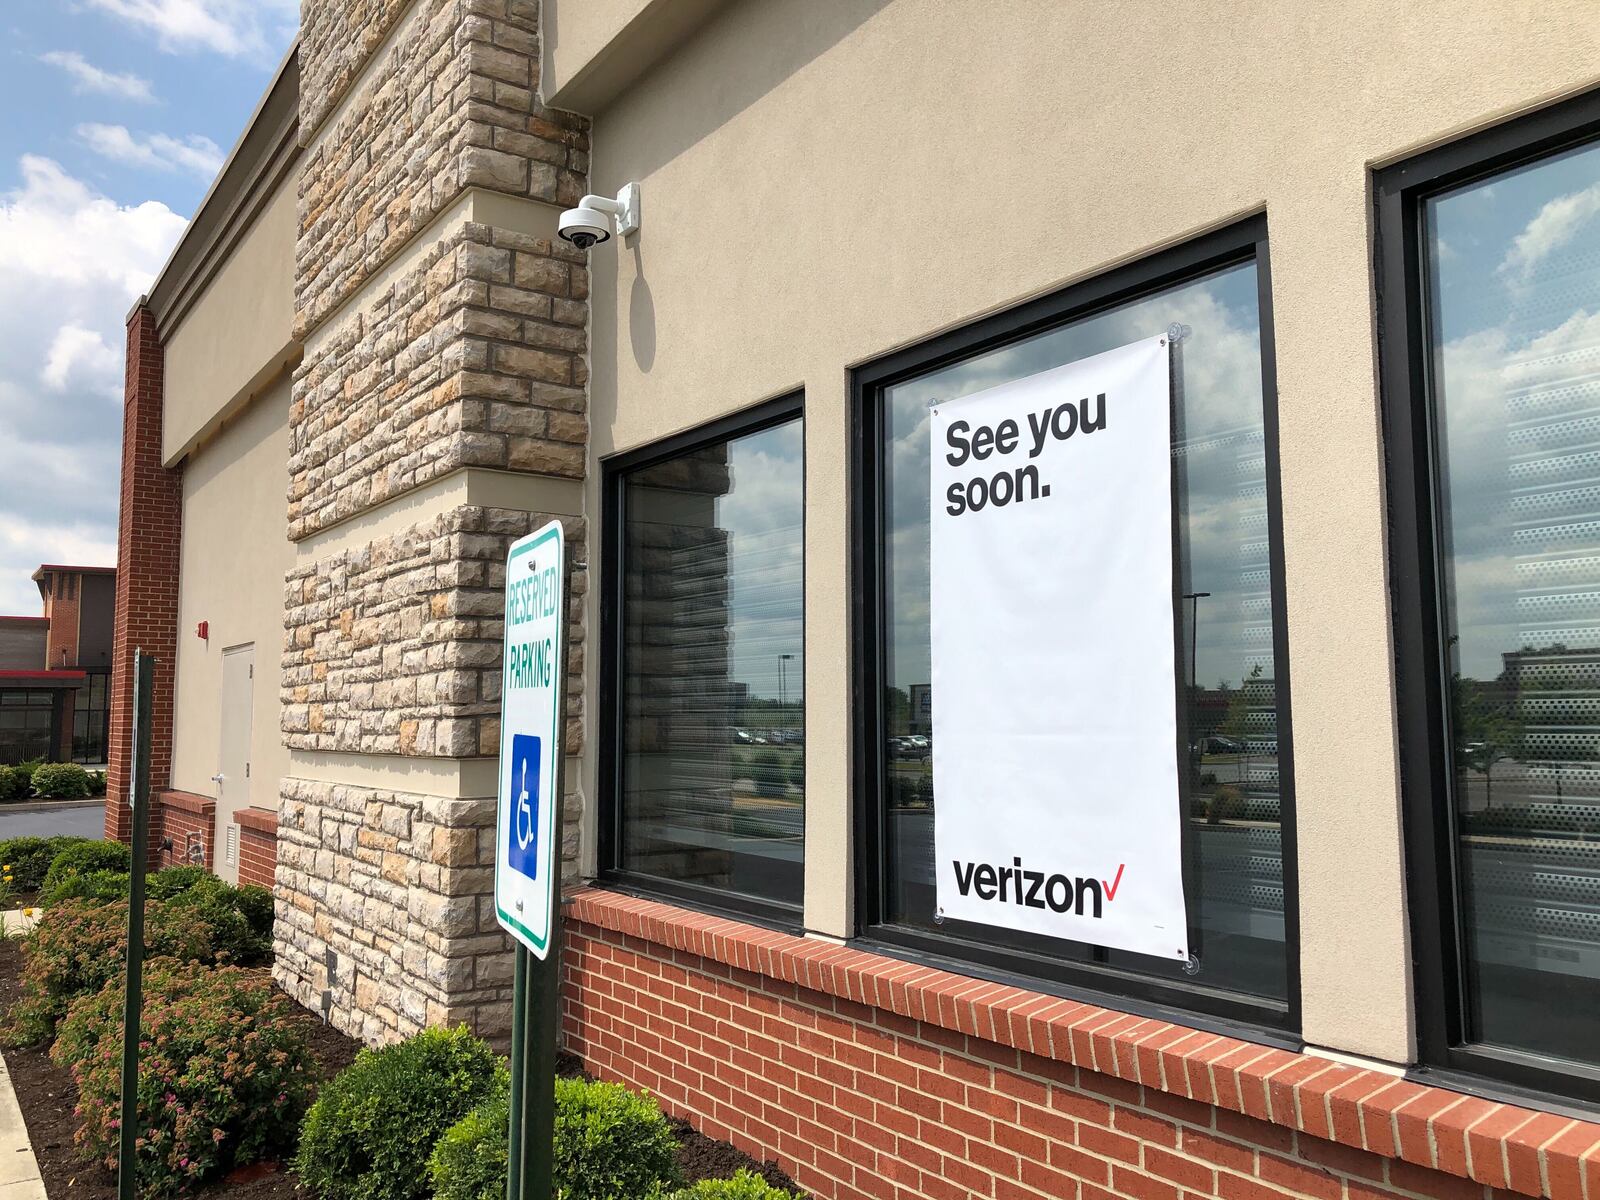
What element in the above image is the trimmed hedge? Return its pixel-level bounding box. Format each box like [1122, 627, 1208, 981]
[54, 959, 315, 1197]
[39, 868, 130, 907]
[31, 762, 92, 799]
[41, 839, 131, 894]
[426, 1070, 510, 1200]
[295, 1025, 502, 1200]
[0, 765, 26, 803]
[660, 1173, 796, 1200]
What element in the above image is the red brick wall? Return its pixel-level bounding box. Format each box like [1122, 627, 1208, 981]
[562, 890, 1600, 1200]
[233, 806, 278, 889]
[41, 575, 80, 670]
[107, 305, 181, 842]
[151, 790, 214, 871]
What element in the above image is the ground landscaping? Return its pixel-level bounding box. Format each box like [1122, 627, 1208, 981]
[0, 837, 802, 1199]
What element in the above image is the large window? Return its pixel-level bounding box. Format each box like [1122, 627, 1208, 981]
[0, 690, 56, 763]
[601, 396, 805, 924]
[1380, 94, 1600, 1103]
[854, 219, 1296, 1030]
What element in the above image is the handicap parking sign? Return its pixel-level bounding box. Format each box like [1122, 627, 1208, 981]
[494, 520, 565, 960]
[506, 733, 542, 881]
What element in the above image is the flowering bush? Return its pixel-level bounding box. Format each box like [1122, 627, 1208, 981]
[53, 959, 314, 1196]
[0, 836, 84, 891]
[4, 898, 220, 1046]
[295, 1025, 501, 1200]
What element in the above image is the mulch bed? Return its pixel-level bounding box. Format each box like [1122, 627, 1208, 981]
[2, 940, 800, 1197]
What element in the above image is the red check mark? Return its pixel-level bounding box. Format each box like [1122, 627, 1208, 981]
[1103, 863, 1126, 902]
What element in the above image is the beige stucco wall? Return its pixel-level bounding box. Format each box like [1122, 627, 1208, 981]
[171, 375, 293, 878]
[579, 0, 1600, 1064]
[542, 0, 729, 112]
[162, 173, 298, 466]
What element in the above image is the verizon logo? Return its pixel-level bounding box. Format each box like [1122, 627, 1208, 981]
[951, 857, 1125, 918]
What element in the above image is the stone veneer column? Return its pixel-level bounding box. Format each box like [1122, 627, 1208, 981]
[107, 304, 181, 842]
[276, 0, 591, 1045]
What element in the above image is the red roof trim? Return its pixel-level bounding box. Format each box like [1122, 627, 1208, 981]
[0, 616, 49, 625]
[0, 670, 86, 682]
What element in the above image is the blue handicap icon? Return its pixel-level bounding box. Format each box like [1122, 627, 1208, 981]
[506, 733, 542, 880]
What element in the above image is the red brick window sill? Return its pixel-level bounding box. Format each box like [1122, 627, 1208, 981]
[566, 888, 1600, 1199]
[155, 789, 215, 816]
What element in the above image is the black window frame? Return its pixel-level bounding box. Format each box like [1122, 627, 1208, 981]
[1377, 89, 1600, 1109]
[598, 391, 807, 932]
[850, 215, 1302, 1040]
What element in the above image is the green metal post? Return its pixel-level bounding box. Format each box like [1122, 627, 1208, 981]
[117, 650, 155, 1200]
[506, 946, 529, 1200]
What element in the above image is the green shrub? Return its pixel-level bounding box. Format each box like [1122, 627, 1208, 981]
[41, 839, 131, 894]
[428, 1075, 683, 1200]
[426, 1070, 510, 1200]
[0, 836, 84, 891]
[295, 1025, 501, 1200]
[659, 1172, 795, 1200]
[54, 959, 315, 1197]
[552, 1076, 681, 1200]
[167, 876, 272, 964]
[40, 869, 129, 906]
[87, 769, 107, 797]
[11, 759, 44, 790]
[0, 765, 26, 803]
[5, 898, 225, 1046]
[146, 865, 211, 900]
[30, 762, 92, 799]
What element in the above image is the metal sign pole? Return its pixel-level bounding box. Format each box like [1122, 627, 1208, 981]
[117, 650, 155, 1200]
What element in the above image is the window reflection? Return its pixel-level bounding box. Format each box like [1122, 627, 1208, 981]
[881, 262, 1290, 1004]
[1428, 139, 1600, 1068]
[618, 416, 805, 908]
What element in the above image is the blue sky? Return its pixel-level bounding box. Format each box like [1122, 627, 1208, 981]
[0, 0, 298, 616]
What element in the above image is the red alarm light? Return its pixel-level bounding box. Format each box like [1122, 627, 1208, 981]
[197, 621, 209, 641]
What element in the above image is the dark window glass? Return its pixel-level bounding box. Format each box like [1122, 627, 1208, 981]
[0, 690, 56, 763]
[1424, 137, 1600, 1071]
[71, 670, 110, 763]
[616, 414, 805, 909]
[876, 259, 1289, 1006]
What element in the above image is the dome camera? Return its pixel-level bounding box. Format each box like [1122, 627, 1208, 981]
[557, 205, 612, 249]
[556, 183, 640, 250]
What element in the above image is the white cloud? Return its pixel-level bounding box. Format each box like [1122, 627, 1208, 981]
[0, 157, 186, 615]
[77, 123, 224, 181]
[1497, 181, 1600, 285]
[81, 0, 298, 59]
[42, 324, 121, 396]
[38, 50, 155, 102]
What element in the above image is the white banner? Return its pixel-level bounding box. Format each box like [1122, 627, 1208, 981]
[930, 334, 1189, 961]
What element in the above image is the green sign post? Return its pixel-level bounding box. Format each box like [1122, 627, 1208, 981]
[117, 650, 155, 1200]
[496, 521, 570, 1200]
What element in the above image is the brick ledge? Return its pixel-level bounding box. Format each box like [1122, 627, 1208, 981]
[567, 887, 1600, 1200]
[231, 805, 277, 834]
[155, 789, 214, 816]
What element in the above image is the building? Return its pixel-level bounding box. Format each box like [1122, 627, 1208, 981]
[0, 564, 115, 764]
[111, 4, 1600, 1199]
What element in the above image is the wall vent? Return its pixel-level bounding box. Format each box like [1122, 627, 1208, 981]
[224, 823, 239, 867]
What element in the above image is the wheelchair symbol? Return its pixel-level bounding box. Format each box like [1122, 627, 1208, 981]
[515, 757, 534, 850]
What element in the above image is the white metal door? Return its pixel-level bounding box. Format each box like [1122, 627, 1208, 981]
[215, 644, 254, 883]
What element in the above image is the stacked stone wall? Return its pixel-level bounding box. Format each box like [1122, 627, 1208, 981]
[286, 0, 590, 1047]
[296, 0, 588, 338]
[289, 222, 588, 538]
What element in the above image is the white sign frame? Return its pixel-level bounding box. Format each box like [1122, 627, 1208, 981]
[495, 519, 566, 960]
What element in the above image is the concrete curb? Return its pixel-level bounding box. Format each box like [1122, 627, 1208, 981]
[0, 1051, 46, 1199]
[0, 800, 104, 816]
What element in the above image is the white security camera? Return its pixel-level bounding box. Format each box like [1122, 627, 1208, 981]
[557, 183, 640, 249]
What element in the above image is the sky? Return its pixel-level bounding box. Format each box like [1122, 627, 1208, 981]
[0, 0, 298, 617]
